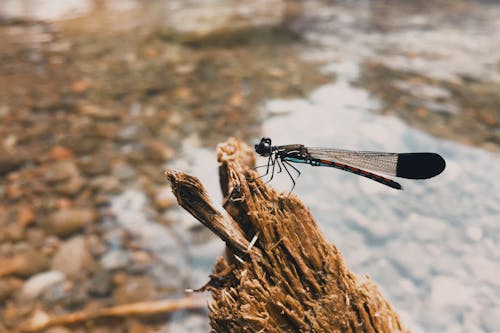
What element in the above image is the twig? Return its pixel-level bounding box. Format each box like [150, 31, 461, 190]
[20, 296, 207, 332]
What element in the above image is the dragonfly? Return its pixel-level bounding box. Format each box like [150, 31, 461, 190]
[254, 137, 446, 191]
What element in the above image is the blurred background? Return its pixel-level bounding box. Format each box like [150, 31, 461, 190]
[0, 1, 499, 332]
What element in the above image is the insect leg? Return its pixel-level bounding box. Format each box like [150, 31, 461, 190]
[280, 159, 296, 194]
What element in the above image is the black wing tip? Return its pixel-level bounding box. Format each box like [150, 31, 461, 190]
[396, 153, 446, 179]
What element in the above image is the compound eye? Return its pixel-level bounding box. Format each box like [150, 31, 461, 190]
[263, 137, 272, 145]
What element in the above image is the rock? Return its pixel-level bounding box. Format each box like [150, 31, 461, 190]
[0, 278, 19, 302]
[16, 205, 36, 227]
[21, 270, 65, 299]
[88, 271, 112, 297]
[143, 139, 175, 162]
[0, 149, 26, 176]
[90, 176, 121, 194]
[79, 104, 118, 120]
[100, 249, 129, 271]
[78, 153, 111, 176]
[55, 176, 86, 196]
[111, 162, 136, 181]
[44, 208, 96, 237]
[152, 186, 177, 211]
[117, 125, 143, 142]
[4, 184, 23, 200]
[25, 228, 47, 246]
[95, 123, 119, 139]
[51, 236, 95, 277]
[112, 276, 155, 304]
[0, 248, 49, 278]
[102, 229, 126, 247]
[3, 222, 24, 241]
[49, 146, 74, 160]
[44, 161, 80, 183]
[86, 234, 107, 257]
[430, 275, 473, 307]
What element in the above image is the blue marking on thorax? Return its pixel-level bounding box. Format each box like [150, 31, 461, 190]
[283, 157, 308, 164]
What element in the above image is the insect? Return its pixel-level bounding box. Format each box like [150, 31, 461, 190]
[254, 137, 446, 191]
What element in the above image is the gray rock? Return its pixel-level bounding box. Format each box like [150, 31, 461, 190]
[100, 249, 129, 270]
[21, 270, 65, 299]
[112, 163, 136, 181]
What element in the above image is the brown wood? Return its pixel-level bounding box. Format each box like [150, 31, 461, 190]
[166, 137, 409, 333]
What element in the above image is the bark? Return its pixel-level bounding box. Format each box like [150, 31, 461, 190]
[166, 137, 409, 333]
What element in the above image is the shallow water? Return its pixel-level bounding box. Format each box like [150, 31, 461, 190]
[102, 1, 500, 332]
[255, 3, 500, 332]
[259, 65, 500, 332]
[2, 1, 499, 332]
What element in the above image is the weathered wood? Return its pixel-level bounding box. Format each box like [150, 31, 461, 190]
[167, 137, 409, 333]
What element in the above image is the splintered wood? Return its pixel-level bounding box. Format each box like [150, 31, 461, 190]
[166, 137, 409, 333]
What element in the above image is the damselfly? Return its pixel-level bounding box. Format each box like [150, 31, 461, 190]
[254, 137, 446, 191]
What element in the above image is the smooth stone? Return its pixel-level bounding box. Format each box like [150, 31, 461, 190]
[79, 153, 112, 176]
[51, 236, 95, 277]
[90, 176, 121, 194]
[0, 279, 19, 301]
[430, 275, 473, 307]
[1, 248, 49, 278]
[44, 161, 80, 183]
[21, 270, 65, 299]
[88, 271, 112, 297]
[100, 250, 129, 270]
[0, 149, 26, 176]
[44, 208, 96, 237]
[55, 176, 86, 196]
[111, 163, 136, 181]
[143, 139, 175, 161]
[112, 276, 155, 304]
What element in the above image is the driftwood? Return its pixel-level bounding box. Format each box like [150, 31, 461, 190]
[19, 296, 207, 332]
[166, 137, 409, 333]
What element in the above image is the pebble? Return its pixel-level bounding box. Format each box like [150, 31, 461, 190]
[100, 249, 129, 270]
[44, 161, 80, 183]
[86, 234, 108, 257]
[49, 146, 75, 160]
[55, 176, 86, 196]
[430, 275, 473, 307]
[143, 139, 175, 162]
[0, 149, 26, 176]
[79, 103, 118, 120]
[78, 153, 112, 176]
[88, 271, 112, 297]
[0, 248, 49, 278]
[21, 270, 65, 299]
[112, 275, 155, 304]
[90, 176, 121, 194]
[0, 278, 19, 301]
[44, 208, 96, 237]
[51, 235, 96, 277]
[3, 223, 24, 241]
[102, 228, 126, 247]
[112, 162, 136, 181]
[153, 186, 177, 211]
[117, 125, 143, 142]
[16, 205, 36, 227]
